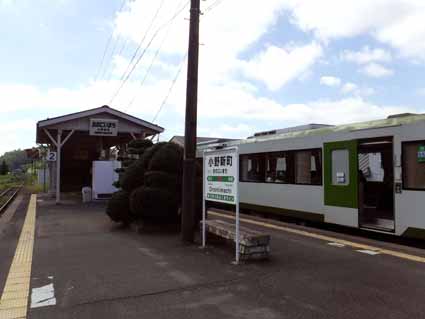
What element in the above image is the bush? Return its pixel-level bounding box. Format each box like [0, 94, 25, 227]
[144, 171, 180, 192]
[130, 186, 179, 222]
[120, 158, 145, 192]
[148, 143, 183, 175]
[128, 139, 153, 150]
[140, 142, 167, 171]
[106, 191, 133, 224]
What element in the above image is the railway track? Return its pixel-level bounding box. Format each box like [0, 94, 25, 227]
[0, 186, 22, 216]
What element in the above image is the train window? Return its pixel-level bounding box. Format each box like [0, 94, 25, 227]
[331, 149, 349, 185]
[265, 152, 295, 184]
[403, 141, 425, 190]
[295, 149, 322, 185]
[240, 154, 266, 182]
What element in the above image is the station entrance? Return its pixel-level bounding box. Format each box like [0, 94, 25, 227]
[36, 105, 164, 203]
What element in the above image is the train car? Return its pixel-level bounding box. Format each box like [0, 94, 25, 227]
[198, 113, 425, 239]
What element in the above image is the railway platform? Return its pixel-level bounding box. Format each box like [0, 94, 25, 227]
[1, 193, 425, 318]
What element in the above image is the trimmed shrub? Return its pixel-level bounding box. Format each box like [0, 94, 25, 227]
[115, 168, 125, 174]
[128, 139, 153, 150]
[120, 158, 145, 192]
[122, 159, 134, 168]
[148, 143, 183, 175]
[130, 186, 179, 222]
[144, 171, 180, 192]
[140, 142, 167, 171]
[112, 181, 120, 189]
[106, 190, 133, 224]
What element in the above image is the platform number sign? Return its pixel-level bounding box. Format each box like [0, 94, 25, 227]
[418, 146, 425, 163]
[47, 151, 57, 162]
[204, 149, 238, 205]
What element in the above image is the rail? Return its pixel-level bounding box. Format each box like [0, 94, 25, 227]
[0, 185, 22, 216]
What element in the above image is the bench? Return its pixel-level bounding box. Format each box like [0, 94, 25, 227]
[202, 219, 271, 260]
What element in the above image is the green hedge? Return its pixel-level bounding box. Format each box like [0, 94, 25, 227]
[106, 190, 133, 224]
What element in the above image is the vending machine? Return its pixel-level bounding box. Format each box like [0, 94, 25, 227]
[92, 160, 121, 200]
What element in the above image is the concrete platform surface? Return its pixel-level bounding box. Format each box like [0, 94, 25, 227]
[1, 194, 425, 319]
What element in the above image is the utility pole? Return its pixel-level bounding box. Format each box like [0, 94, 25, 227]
[181, 0, 200, 243]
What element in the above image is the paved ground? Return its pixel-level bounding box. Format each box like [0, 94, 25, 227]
[1, 193, 425, 318]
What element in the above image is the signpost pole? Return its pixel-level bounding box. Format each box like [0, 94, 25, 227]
[235, 148, 240, 264]
[202, 150, 206, 248]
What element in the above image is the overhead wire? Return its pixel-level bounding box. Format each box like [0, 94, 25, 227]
[94, 0, 127, 81]
[151, 52, 188, 123]
[127, 0, 187, 108]
[109, 0, 190, 105]
[116, 0, 166, 84]
[203, 0, 225, 14]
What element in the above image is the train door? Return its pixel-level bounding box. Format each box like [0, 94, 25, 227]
[324, 140, 358, 209]
[357, 137, 395, 232]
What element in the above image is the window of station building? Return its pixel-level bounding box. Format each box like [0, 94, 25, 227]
[264, 152, 295, 183]
[403, 141, 425, 190]
[240, 154, 266, 182]
[295, 149, 322, 185]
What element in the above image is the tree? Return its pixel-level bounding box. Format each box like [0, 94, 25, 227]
[0, 160, 9, 175]
[0, 149, 29, 171]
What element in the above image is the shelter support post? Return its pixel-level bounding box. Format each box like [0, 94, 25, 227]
[43, 129, 74, 204]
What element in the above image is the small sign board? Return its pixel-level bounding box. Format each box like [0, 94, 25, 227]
[204, 149, 238, 204]
[89, 119, 118, 136]
[203, 147, 240, 263]
[47, 151, 57, 162]
[418, 146, 425, 163]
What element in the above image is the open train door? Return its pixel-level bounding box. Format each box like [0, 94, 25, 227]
[324, 140, 358, 209]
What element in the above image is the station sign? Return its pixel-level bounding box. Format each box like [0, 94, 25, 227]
[418, 146, 425, 163]
[204, 148, 238, 205]
[89, 119, 118, 136]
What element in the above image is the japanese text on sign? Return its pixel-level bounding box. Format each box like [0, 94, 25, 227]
[89, 119, 118, 136]
[204, 149, 238, 205]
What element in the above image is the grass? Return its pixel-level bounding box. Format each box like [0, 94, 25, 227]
[0, 173, 27, 192]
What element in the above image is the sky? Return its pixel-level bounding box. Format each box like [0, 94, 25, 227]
[1, 0, 425, 156]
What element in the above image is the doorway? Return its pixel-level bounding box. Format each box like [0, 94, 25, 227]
[358, 137, 395, 232]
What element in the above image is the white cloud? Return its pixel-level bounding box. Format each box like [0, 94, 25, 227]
[341, 82, 358, 94]
[361, 63, 394, 78]
[341, 46, 392, 64]
[283, 0, 425, 60]
[341, 82, 375, 96]
[241, 43, 323, 91]
[320, 76, 341, 87]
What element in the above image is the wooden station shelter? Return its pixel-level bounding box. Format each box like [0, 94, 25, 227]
[36, 105, 164, 203]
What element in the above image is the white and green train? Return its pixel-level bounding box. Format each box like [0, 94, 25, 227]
[199, 113, 425, 239]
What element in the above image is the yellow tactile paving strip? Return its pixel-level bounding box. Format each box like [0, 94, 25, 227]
[0, 194, 36, 319]
[210, 211, 425, 264]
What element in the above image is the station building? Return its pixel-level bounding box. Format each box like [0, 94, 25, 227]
[36, 105, 163, 203]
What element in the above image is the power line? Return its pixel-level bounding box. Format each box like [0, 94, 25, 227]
[127, 24, 173, 108]
[94, 0, 127, 81]
[109, 1, 189, 105]
[152, 53, 188, 123]
[203, 0, 225, 14]
[117, 0, 166, 84]
[127, 0, 187, 108]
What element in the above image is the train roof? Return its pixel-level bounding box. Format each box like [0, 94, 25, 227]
[201, 113, 425, 149]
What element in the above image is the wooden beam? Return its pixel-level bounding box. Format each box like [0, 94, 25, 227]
[56, 130, 62, 204]
[60, 130, 75, 147]
[43, 129, 58, 147]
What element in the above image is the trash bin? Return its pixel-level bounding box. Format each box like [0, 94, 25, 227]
[82, 187, 92, 203]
